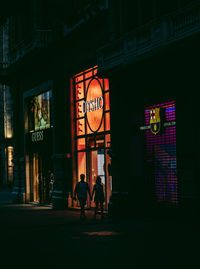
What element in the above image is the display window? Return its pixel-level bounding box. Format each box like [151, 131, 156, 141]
[24, 90, 53, 204]
[71, 66, 112, 208]
[25, 91, 52, 133]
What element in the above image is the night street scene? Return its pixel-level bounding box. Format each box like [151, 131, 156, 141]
[1, 0, 200, 268]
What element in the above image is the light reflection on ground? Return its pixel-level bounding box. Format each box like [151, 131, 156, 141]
[83, 231, 120, 236]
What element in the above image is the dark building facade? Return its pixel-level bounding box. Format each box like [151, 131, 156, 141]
[1, 0, 200, 217]
[0, 20, 14, 189]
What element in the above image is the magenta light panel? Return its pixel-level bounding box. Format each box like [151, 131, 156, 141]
[145, 100, 178, 207]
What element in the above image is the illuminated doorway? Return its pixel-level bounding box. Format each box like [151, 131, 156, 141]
[30, 153, 40, 203]
[71, 66, 112, 208]
[87, 141, 112, 207]
[29, 152, 51, 204]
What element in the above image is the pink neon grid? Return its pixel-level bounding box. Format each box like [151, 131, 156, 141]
[145, 100, 178, 207]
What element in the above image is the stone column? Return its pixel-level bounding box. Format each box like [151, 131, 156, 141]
[0, 84, 5, 187]
[105, 68, 144, 216]
[108, 73, 130, 193]
[12, 157, 25, 203]
[51, 73, 72, 210]
[10, 80, 26, 203]
[52, 153, 71, 209]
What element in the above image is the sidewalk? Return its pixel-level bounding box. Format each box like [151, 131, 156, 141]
[0, 202, 199, 268]
[0, 189, 13, 204]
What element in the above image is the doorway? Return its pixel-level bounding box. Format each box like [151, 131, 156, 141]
[87, 140, 112, 208]
[29, 152, 50, 204]
[30, 153, 39, 203]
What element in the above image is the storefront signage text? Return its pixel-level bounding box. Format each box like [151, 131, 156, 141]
[82, 96, 103, 114]
[32, 130, 44, 142]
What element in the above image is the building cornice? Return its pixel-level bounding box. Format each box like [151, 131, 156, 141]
[97, 1, 200, 74]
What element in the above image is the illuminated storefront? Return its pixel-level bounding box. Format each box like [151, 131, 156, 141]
[71, 66, 112, 208]
[24, 89, 53, 203]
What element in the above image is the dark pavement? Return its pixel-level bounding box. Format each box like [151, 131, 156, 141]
[0, 192, 199, 268]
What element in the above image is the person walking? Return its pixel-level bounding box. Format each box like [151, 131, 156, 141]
[92, 176, 105, 219]
[74, 174, 92, 220]
[48, 171, 55, 204]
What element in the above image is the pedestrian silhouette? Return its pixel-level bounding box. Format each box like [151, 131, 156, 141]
[48, 171, 54, 204]
[74, 174, 92, 220]
[92, 176, 105, 219]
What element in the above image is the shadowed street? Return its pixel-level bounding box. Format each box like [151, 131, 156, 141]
[1, 2, 200, 269]
[0, 200, 199, 268]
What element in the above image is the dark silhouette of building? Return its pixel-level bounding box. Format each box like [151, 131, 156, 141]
[0, 0, 199, 217]
[0, 20, 14, 189]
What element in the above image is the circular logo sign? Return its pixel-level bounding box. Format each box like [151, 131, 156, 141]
[82, 78, 104, 132]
